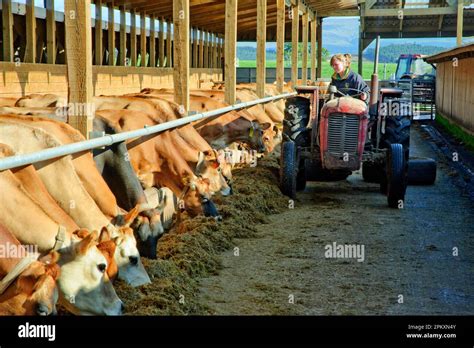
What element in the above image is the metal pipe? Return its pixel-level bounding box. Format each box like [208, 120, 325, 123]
[0, 92, 296, 171]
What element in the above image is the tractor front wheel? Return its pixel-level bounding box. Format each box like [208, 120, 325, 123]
[280, 141, 298, 199]
[385, 143, 408, 208]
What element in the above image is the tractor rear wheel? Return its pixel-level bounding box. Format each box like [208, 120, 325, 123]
[385, 143, 408, 208]
[284, 96, 311, 147]
[280, 141, 297, 199]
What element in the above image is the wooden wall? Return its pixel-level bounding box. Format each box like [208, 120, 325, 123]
[436, 57, 474, 135]
[0, 62, 222, 98]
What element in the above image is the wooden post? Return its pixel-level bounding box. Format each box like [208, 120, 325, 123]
[457, 0, 464, 46]
[140, 12, 147, 66]
[2, 0, 13, 62]
[130, 10, 137, 66]
[25, 0, 36, 63]
[213, 33, 218, 68]
[173, 0, 190, 111]
[108, 2, 115, 66]
[159, 18, 165, 66]
[64, 0, 93, 138]
[291, 2, 299, 85]
[94, 0, 103, 65]
[256, 0, 266, 98]
[199, 29, 204, 68]
[310, 17, 317, 82]
[276, 0, 285, 93]
[166, 20, 172, 67]
[301, 12, 308, 84]
[358, 4, 365, 75]
[225, 0, 237, 104]
[316, 17, 322, 79]
[150, 16, 156, 67]
[119, 6, 126, 65]
[46, 0, 56, 64]
[210, 33, 215, 68]
[192, 27, 198, 68]
[204, 31, 209, 68]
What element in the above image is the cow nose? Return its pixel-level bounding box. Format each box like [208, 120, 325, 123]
[129, 256, 139, 265]
[36, 303, 50, 316]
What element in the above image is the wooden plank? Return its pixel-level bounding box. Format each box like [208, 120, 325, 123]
[225, 0, 237, 104]
[150, 15, 156, 67]
[131, 10, 137, 66]
[276, 0, 285, 93]
[46, 0, 56, 64]
[457, 0, 464, 46]
[25, 0, 36, 63]
[291, 2, 299, 85]
[108, 1, 115, 66]
[64, 0, 94, 138]
[141, 12, 147, 66]
[358, 4, 364, 75]
[310, 18, 316, 82]
[192, 28, 198, 68]
[159, 18, 165, 67]
[119, 6, 127, 65]
[203, 31, 209, 68]
[317, 17, 322, 79]
[95, 0, 103, 65]
[166, 20, 172, 67]
[199, 29, 204, 68]
[256, 0, 266, 98]
[2, 0, 14, 62]
[301, 12, 308, 84]
[173, 0, 190, 111]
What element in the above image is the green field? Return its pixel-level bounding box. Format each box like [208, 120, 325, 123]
[237, 60, 397, 80]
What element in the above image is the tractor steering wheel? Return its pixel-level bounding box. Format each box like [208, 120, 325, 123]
[336, 87, 366, 99]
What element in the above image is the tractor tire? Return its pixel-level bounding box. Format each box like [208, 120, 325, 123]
[381, 116, 411, 160]
[296, 157, 307, 191]
[385, 144, 408, 208]
[408, 158, 437, 185]
[284, 96, 311, 147]
[280, 141, 297, 199]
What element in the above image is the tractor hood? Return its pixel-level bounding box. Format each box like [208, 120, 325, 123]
[321, 97, 368, 118]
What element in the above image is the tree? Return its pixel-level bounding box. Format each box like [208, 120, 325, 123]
[284, 43, 329, 66]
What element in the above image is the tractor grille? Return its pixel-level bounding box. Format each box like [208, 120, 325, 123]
[327, 113, 360, 156]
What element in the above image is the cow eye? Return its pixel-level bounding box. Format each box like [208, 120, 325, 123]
[97, 263, 106, 273]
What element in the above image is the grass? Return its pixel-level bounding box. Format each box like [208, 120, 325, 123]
[435, 113, 474, 152]
[237, 60, 397, 80]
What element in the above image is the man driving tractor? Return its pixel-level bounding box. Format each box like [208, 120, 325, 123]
[329, 53, 370, 103]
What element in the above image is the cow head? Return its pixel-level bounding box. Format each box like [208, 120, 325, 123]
[195, 150, 231, 196]
[182, 175, 222, 220]
[215, 149, 234, 194]
[247, 121, 273, 153]
[10, 252, 61, 316]
[57, 231, 124, 315]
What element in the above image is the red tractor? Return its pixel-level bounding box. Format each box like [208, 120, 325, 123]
[279, 39, 436, 207]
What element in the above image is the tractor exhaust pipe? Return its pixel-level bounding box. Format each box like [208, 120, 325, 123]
[369, 35, 380, 114]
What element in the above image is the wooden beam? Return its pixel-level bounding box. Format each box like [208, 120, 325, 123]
[173, 0, 190, 111]
[159, 18, 165, 66]
[316, 17, 322, 79]
[301, 12, 308, 84]
[25, 0, 36, 63]
[310, 17, 316, 82]
[199, 29, 204, 68]
[225, 0, 237, 104]
[131, 10, 137, 66]
[108, 2, 115, 66]
[276, 0, 285, 93]
[192, 27, 198, 67]
[166, 20, 172, 67]
[457, 0, 464, 46]
[358, 3, 365, 75]
[95, 0, 103, 65]
[150, 15, 156, 67]
[217, 34, 222, 68]
[256, 0, 266, 98]
[365, 7, 457, 17]
[64, 0, 93, 138]
[2, 0, 13, 62]
[140, 12, 147, 66]
[203, 31, 209, 68]
[119, 5, 127, 65]
[46, 0, 56, 64]
[291, 2, 299, 85]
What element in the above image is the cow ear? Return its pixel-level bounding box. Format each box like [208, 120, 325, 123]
[39, 251, 60, 265]
[75, 231, 98, 255]
[123, 205, 140, 227]
[261, 122, 271, 130]
[73, 228, 90, 239]
[99, 227, 111, 243]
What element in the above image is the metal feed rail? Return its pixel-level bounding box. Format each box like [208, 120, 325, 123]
[0, 92, 296, 171]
